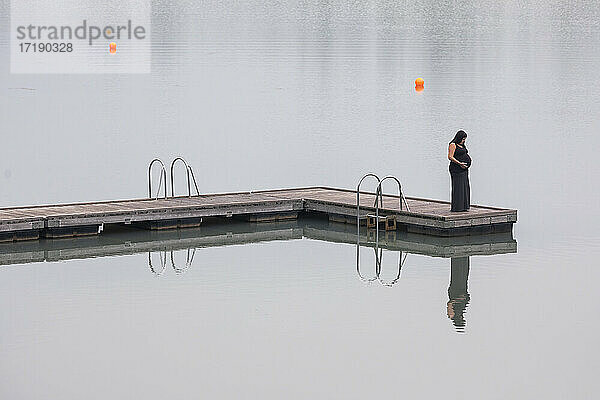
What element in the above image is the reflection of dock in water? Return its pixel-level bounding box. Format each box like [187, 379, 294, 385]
[305, 223, 516, 258]
[0, 218, 516, 267]
[0, 221, 303, 266]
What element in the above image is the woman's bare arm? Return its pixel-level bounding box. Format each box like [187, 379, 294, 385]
[448, 143, 467, 168]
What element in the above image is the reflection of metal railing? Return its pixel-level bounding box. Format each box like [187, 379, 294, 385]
[148, 247, 197, 275]
[356, 240, 408, 287]
[375, 249, 407, 287]
[148, 159, 167, 199]
[171, 248, 196, 274]
[357, 245, 380, 282]
[148, 251, 168, 275]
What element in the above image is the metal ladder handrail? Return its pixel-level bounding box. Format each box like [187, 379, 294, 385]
[356, 173, 384, 231]
[148, 159, 167, 199]
[375, 175, 410, 213]
[356, 173, 384, 281]
[371, 175, 409, 250]
[170, 157, 199, 197]
[356, 173, 409, 286]
[187, 166, 200, 197]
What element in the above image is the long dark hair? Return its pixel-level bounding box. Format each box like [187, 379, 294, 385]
[450, 130, 467, 145]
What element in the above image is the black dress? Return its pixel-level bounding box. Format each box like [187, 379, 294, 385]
[449, 144, 471, 212]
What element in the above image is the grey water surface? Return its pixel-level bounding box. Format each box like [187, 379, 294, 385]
[1, 0, 599, 399]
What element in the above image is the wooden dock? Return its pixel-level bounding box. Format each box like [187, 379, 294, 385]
[0, 187, 517, 242]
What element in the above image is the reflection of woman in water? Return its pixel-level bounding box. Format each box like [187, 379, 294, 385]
[447, 257, 470, 332]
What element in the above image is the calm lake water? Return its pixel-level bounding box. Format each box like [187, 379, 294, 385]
[1, 0, 600, 398]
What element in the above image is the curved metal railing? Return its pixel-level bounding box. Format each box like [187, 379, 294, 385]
[356, 173, 383, 233]
[376, 175, 410, 213]
[170, 157, 200, 197]
[148, 159, 167, 199]
[187, 166, 200, 197]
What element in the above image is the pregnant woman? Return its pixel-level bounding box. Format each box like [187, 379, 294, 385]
[448, 130, 472, 212]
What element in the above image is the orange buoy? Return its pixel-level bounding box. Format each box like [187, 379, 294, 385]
[415, 85, 424, 93]
[415, 77, 424, 87]
[109, 42, 117, 54]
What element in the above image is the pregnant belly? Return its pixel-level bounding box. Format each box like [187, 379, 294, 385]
[463, 154, 472, 167]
